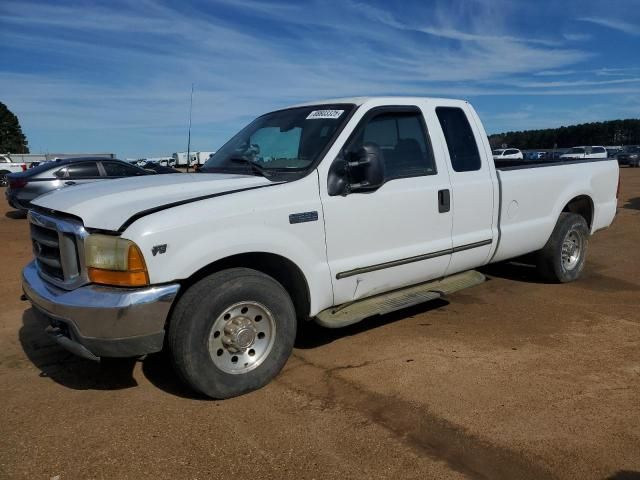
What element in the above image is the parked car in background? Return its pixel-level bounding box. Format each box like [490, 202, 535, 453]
[0, 155, 28, 186]
[492, 148, 523, 160]
[617, 146, 640, 167]
[607, 147, 623, 158]
[158, 158, 177, 167]
[139, 161, 181, 174]
[5, 157, 150, 212]
[525, 151, 547, 161]
[560, 146, 608, 160]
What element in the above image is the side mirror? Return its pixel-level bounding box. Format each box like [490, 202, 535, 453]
[327, 143, 385, 196]
[347, 143, 385, 192]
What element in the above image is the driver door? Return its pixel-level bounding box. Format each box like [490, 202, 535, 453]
[320, 105, 453, 306]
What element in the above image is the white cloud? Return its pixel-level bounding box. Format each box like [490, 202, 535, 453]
[563, 33, 592, 41]
[578, 17, 639, 36]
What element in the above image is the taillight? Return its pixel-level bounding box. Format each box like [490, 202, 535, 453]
[9, 178, 28, 189]
[21, 164, 27, 171]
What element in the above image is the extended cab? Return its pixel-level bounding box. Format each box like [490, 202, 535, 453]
[22, 97, 619, 398]
[0, 154, 27, 186]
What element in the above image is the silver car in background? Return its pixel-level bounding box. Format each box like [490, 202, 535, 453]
[5, 157, 151, 212]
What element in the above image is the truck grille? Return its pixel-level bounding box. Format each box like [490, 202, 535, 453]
[31, 223, 64, 279]
[29, 211, 89, 289]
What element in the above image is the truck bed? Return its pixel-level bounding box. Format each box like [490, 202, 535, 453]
[490, 158, 618, 264]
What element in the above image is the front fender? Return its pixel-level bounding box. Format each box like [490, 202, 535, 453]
[121, 173, 334, 315]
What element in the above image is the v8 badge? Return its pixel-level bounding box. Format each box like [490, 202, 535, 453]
[152, 244, 167, 256]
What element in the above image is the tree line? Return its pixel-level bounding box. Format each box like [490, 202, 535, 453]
[0, 102, 29, 154]
[488, 119, 640, 150]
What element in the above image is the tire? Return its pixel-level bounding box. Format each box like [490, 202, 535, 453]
[0, 172, 9, 187]
[168, 268, 296, 399]
[536, 213, 589, 283]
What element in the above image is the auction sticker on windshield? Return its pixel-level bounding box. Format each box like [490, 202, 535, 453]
[306, 110, 344, 120]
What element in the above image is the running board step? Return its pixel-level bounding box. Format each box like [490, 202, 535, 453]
[315, 270, 486, 328]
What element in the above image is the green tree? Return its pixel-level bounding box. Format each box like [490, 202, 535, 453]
[488, 119, 640, 149]
[0, 102, 29, 154]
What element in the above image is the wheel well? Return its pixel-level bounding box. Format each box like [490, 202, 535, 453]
[177, 252, 311, 321]
[562, 195, 593, 229]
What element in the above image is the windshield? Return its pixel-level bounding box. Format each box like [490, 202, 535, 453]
[492, 149, 504, 155]
[202, 104, 355, 176]
[625, 146, 640, 153]
[569, 147, 586, 153]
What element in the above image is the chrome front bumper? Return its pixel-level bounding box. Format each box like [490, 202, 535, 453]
[22, 261, 180, 359]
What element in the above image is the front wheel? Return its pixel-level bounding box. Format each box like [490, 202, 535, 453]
[536, 213, 589, 283]
[0, 173, 8, 187]
[168, 268, 296, 399]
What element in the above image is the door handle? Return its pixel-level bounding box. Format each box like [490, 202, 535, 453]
[438, 189, 450, 213]
[65, 181, 76, 185]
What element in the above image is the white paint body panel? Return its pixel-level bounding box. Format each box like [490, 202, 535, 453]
[492, 160, 619, 263]
[32, 173, 271, 231]
[31, 96, 620, 317]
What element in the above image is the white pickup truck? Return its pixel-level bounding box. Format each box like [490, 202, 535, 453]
[22, 97, 619, 398]
[0, 154, 28, 186]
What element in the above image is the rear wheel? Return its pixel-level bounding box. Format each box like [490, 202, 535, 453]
[0, 172, 9, 187]
[536, 213, 589, 283]
[168, 268, 296, 399]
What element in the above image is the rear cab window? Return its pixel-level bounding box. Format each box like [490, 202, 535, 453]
[435, 107, 482, 172]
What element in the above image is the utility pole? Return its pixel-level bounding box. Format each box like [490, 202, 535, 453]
[186, 83, 194, 172]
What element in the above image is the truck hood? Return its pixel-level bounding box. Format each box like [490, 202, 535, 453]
[32, 173, 272, 231]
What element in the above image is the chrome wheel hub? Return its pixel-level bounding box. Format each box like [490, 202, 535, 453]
[222, 317, 256, 352]
[208, 301, 276, 374]
[561, 230, 582, 270]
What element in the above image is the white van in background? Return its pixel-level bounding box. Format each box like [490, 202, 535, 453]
[560, 146, 608, 160]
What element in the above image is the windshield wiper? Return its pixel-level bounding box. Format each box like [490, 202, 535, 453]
[228, 157, 272, 178]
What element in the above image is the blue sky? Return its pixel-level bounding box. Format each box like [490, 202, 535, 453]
[1, 0, 639, 158]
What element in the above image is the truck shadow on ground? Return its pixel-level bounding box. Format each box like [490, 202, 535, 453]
[606, 472, 640, 480]
[19, 308, 139, 391]
[478, 258, 545, 284]
[5, 210, 27, 219]
[19, 307, 204, 398]
[623, 197, 640, 210]
[295, 299, 449, 349]
[143, 299, 451, 399]
[18, 299, 452, 399]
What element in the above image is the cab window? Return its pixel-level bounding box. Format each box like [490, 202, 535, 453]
[436, 107, 482, 172]
[347, 108, 436, 180]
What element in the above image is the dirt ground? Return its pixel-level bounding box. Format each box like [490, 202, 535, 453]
[1, 169, 639, 480]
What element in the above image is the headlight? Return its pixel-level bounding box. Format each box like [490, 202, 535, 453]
[84, 234, 149, 287]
